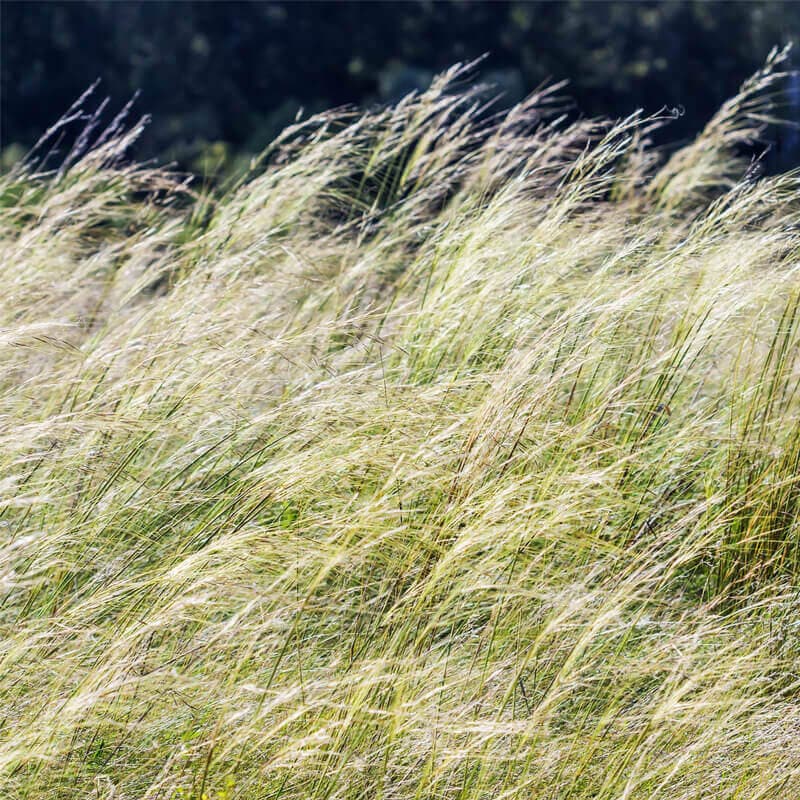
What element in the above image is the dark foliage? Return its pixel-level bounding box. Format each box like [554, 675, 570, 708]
[2, 1, 800, 171]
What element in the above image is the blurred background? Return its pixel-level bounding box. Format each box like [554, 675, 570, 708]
[3, 0, 800, 176]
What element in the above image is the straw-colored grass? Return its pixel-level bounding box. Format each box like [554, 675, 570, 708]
[3, 49, 800, 799]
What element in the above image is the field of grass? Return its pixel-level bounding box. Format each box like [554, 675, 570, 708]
[3, 50, 800, 799]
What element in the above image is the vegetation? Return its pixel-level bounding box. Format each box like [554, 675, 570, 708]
[5, 1, 800, 171]
[3, 50, 800, 799]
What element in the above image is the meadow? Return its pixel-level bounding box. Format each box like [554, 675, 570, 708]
[2, 49, 800, 798]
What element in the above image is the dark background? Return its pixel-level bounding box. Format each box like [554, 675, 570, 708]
[3, 1, 800, 174]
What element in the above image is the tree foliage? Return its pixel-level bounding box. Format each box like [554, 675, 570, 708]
[3, 1, 800, 170]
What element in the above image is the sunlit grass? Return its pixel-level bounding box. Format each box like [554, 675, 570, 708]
[2, 49, 800, 799]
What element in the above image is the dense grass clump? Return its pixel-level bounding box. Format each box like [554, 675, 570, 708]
[4, 51, 800, 799]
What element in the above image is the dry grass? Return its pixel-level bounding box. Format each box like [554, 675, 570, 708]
[2, 49, 800, 799]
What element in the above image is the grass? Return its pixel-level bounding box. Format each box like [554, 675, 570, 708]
[2, 49, 800, 798]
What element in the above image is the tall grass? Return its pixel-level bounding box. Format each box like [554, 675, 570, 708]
[3, 49, 800, 799]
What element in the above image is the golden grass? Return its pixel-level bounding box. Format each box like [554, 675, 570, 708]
[2, 49, 800, 799]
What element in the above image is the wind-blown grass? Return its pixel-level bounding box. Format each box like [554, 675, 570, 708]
[2, 49, 800, 799]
